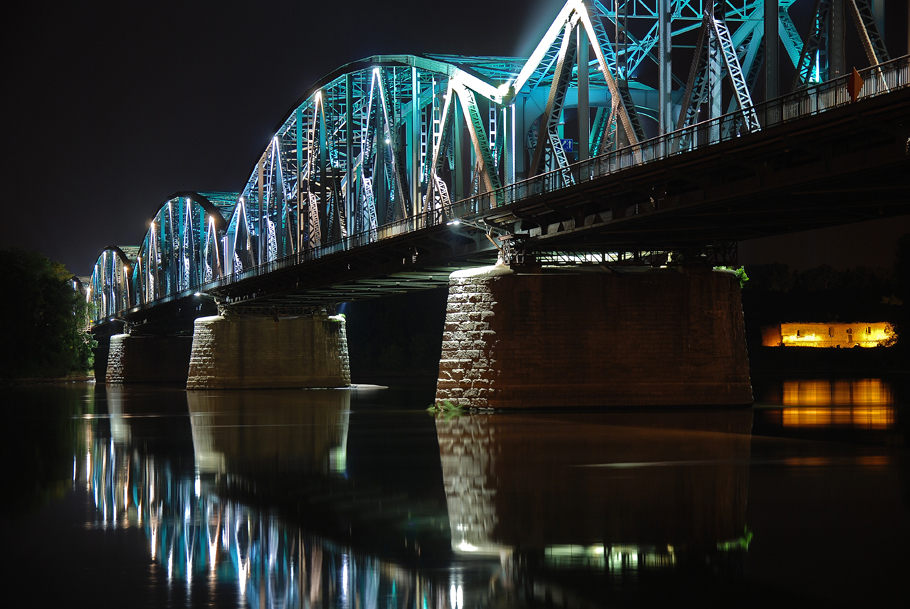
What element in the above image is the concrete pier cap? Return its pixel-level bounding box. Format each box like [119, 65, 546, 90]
[186, 313, 351, 390]
[436, 264, 752, 409]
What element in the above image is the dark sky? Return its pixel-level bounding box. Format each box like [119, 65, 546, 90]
[2, 0, 556, 275]
[2, 0, 907, 276]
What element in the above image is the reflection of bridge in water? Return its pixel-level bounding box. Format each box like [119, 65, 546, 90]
[83, 1, 909, 404]
[80, 386, 757, 607]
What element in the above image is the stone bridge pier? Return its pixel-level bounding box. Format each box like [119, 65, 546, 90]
[185, 312, 350, 389]
[100, 309, 350, 389]
[436, 264, 752, 409]
[104, 333, 195, 384]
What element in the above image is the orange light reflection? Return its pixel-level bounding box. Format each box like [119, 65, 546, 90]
[779, 380, 893, 429]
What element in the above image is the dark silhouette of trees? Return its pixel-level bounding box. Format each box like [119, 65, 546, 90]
[0, 248, 94, 379]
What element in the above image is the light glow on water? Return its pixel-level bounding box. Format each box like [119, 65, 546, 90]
[8, 378, 907, 607]
[782, 379, 893, 406]
[775, 379, 895, 429]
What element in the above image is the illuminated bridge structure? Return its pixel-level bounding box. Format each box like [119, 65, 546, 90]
[83, 1, 909, 400]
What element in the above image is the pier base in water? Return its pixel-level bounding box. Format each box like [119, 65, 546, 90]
[106, 334, 193, 384]
[186, 314, 351, 389]
[435, 265, 752, 408]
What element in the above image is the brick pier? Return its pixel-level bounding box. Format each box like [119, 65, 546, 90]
[105, 334, 194, 384]
[436, 265, 752, 408]
[186, 314, 350, 389]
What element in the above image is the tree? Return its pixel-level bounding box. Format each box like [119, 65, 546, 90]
[0, 248, 94, 379]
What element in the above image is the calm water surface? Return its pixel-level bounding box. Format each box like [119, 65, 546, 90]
[2, 378, 907, 608]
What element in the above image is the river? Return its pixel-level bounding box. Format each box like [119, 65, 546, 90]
[2, 377, 907, 608]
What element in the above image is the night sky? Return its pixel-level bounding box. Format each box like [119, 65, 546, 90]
[3, 0, 907, 276]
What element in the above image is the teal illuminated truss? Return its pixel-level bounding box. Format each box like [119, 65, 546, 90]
[87, 1, 896, 323]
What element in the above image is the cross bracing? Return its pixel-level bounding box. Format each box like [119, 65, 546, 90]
[87, 0, 903, 324]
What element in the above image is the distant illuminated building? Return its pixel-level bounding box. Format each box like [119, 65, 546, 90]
[762, 322, 894, 348]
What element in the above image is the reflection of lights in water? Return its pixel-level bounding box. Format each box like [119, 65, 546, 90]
[782, 379, 892, 407]
[330, 446, 347, 473]
[781, 407, 893, 429]
[237, 561, 248, 600]
[80, 416, 453, 609]
[545, 544, 676, 570]
[857, 455, 890, 467]
[778, 380, 894, 428]
[784, 456, 891, 467]
[150, 519, 158, 560]
[340, 553, 350, 608]
[449, 584, 464, 609]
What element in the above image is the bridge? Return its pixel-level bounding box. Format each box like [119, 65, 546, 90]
[84, 1, 910, 405]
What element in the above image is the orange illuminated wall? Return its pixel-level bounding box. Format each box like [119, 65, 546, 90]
[763, 322, 894, 348]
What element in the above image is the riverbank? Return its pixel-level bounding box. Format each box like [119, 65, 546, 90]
[1, 373, 95, 385]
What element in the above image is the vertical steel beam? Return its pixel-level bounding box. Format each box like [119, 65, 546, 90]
[708, 3, 721, 143]
[507, 102, 516, 184]
[453, 101, 464, 201]
[345, 74, 353, 237]
[257, 158, 264, 265]
[873, 0, 886, 47]
[831, 0, 846, 78]
[411, 67, 421, 218]
[615, 0, 628, 79]
[765, 0, 780, 99]
[658, 0, 671, 135]
[296, 107, 303, 255]
[577, 25, 590, 161]
[514, 97, 526, 179]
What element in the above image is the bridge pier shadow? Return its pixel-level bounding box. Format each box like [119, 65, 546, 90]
[436, 265, 752, 408]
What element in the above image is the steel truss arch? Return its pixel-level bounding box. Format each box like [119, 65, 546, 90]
[85, 1, 905, 324]
[131, 192, 233, 308]
[88, 245, 138, 323]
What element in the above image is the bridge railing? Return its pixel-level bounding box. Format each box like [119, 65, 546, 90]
[193, 55, 909, 299]
[446, 54, 910, 223]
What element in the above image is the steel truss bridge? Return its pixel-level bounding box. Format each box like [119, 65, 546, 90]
[86, 1, 910, 326]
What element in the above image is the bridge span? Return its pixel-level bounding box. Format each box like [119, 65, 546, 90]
[84, 1, 910, 406]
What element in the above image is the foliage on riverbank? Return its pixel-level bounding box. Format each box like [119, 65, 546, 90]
[0, 248, 95, 380]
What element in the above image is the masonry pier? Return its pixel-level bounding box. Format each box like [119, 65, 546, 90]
[186, 314, 350, 389]
[436, 265, 752, 408]
[105, 334, 194, 384]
